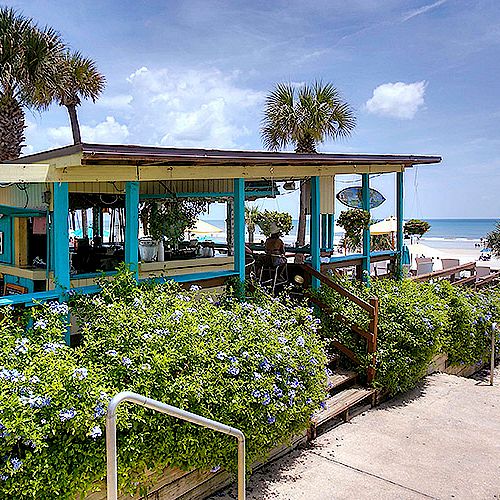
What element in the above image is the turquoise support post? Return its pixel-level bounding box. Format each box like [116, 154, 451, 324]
[311, 176, 321, 289]
[321, 214, 327, 250]
[361, 174, 371, 285]
[396, 171, 404, 277]
[233, 178, 245, 283]
[125, 182, 140, 279]
[328, 213, 335, 250]
[53, 182, 70, 344]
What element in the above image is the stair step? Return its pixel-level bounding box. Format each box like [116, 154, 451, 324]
[311, 386, 375, 429]
[327, 369, 357, 391]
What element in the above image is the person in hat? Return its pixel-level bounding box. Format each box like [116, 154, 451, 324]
[265, 222, 286, 266]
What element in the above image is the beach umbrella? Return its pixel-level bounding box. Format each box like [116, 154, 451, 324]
[189, 220, 224, 236]
[369, 216, 398, 235]
[402, 244, 411, 265]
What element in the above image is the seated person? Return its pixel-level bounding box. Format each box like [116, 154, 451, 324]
[265, 224, 286, 266]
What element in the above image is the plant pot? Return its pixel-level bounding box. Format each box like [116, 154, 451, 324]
[139, 237, 158, 262]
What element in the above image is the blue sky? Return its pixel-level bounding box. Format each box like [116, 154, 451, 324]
[7, 0, 500, 220]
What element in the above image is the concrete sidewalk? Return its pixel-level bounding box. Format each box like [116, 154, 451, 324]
[212, 367, 500, 500]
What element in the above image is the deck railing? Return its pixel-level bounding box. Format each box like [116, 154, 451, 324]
[300, 265, 378, 384]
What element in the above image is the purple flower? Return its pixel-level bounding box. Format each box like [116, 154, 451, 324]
[296, 336, 305, 347]
[241, 351, 250, 359]
[259, 359, 271, 371]
[253, 372, 262, 380]
[273, 385, 283, 398]
[210, 465, 221, 473]
[89, 425, 102, 439]
[320, 401, 327, 410]
[10, 457, 22, 471]
[106, 349, 118, 356]
[251, 389, 261, 398]
[309, 357, 318, 365]
[48, 301, 69, 315]
[278, 336, 288, 344]
[267, 416, 276, 424]
[216, 352, 226, 360]
[43, 342, 65, 353]
[289, 378, 300, 389]
[306, 398, 313, 404]
[72, 367, 88, 380]
[171, 310, 183, 321]
[33, 319, 47, 330]
[262, 392, 271, 406]
[228, 366, 240, 376]
[190, 284, 201, 291]
[94, 403, 106, 419]
[14, 338, 29, 355]
[228, 356, 238, 364]
[59, 408, 76, 421]
[121, 357, 132, 367]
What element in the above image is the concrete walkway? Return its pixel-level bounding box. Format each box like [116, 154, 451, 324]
[212, 367, 500, 500]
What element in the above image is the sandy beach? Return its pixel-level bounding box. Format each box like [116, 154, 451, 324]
[408, 242, 500, 271]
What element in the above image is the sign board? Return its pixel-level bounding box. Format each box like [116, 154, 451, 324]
[4, 283, 28, 296]
[336, 186, 386, 210]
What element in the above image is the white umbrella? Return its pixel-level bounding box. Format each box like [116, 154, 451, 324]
[369, 216, 398, 235]
[189, 219, 224, 236]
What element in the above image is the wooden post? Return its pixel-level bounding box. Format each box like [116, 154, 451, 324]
[233, 178, 245, 282]
[321, 214, 327, 250]
[328, 213, 335, 250]
[311, 176, 321, 289]
[362, 173, 371, 285]
[367, 296, 378, 385]
[396, 171, 404, 278]
[125, 181, 139, 279]
[13, 218, 28, 267]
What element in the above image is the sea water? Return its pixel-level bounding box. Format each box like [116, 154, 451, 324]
[201, 218, 499, 250]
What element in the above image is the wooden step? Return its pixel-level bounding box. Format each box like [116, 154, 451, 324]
[309, 386, 375, 440]
[327, 369, 357, 392]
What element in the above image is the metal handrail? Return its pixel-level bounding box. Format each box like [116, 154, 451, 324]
[491, 323, 498, 386]
[106, 391, 246, 500]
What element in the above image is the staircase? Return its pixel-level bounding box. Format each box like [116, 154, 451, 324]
[299, 265, 379, 440]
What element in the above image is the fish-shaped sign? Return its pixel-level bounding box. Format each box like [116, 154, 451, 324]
[336, 186, 386, 210]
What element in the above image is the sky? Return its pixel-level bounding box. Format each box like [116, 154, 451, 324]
[5, 0, 500, 220]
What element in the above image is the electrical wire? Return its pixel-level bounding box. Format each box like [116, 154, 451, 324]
[16, 183, 29, 208]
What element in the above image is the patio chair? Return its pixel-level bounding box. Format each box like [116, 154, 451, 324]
[441, 258, 460, 280]
[476, 266, 491, 281]
[416, 258, 433, 276]
[374, 261, 389, 277]
[259, 255, 288, 295]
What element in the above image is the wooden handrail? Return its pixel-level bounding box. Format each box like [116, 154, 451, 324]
[302, 264, 379, 386]
[301, 264, 374, 314]
[475, 270, 500, 288]
[411, 261, 476, 282]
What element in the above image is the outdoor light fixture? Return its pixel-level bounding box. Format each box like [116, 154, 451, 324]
[283, 181, 296, 191]
[294, 275, 304, 285]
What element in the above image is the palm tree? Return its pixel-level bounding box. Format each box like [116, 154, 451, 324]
[0, 7, 64, 161]
[55, 51, 106, 144]
[261, 81, 356, 258]
[245, 205, 260, 243]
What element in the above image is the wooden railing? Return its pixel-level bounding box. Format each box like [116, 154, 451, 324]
[411, 262, 500, 289]
[301, 265, 378, 384]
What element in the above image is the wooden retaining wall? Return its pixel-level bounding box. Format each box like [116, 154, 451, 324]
[86, 432, 307, 500]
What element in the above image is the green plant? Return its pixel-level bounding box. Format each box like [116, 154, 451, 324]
[254, 210, 293, 238]
[404, 219, 431, 238]
[486, 221, 500, 257]
[337, 209, 370, 252]
[314, 274, 500, 395]
[140, 199, 208, 244]
[0, 267, 327, 497]
[261, 81, 356, 249]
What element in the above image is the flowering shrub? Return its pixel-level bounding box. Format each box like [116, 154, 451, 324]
[316, 276, 500, 395]
[0, 269, 326, 498]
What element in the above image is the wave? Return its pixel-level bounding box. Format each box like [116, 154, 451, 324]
[421, 237, 481, 242]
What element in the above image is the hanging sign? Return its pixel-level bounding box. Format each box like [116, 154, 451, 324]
[336, 186, 386, 210]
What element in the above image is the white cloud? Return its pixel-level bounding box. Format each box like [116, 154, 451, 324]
[123, 66, 264, 148]
[97, 94, 133, 110]
[47, 116, 129, 147]
[365, 81, 427, 119]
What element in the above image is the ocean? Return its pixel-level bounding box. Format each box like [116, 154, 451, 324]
[201, 218, 499, 250]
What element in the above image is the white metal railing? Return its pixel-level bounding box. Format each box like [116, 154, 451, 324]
[491, 323, 498, 386]
[106, 391, 246, 500]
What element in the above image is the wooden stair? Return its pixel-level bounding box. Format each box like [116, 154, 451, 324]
[327, 369, 358, 393]
[309, 385, 375, 440]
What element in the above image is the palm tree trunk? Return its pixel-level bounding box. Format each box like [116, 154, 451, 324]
[66, 103, 82, 145]
[0, 95, 25, 161]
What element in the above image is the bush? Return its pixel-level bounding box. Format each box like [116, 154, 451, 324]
[254, 210, 293, 237]
[0, 269, 327, 498]
[315, 275, 500, 395]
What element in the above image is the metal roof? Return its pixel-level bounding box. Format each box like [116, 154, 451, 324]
[12, 143, 441, 168]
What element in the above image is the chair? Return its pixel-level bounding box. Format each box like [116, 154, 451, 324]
[374, 261, 388, 277]
[441, 258, 460, 280]
[416, 258, 433, 276]
[476, 266, 491, 281]
[259, 255, 288, 295]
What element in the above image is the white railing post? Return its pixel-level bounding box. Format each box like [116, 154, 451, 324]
[106, 391, 245, 500]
